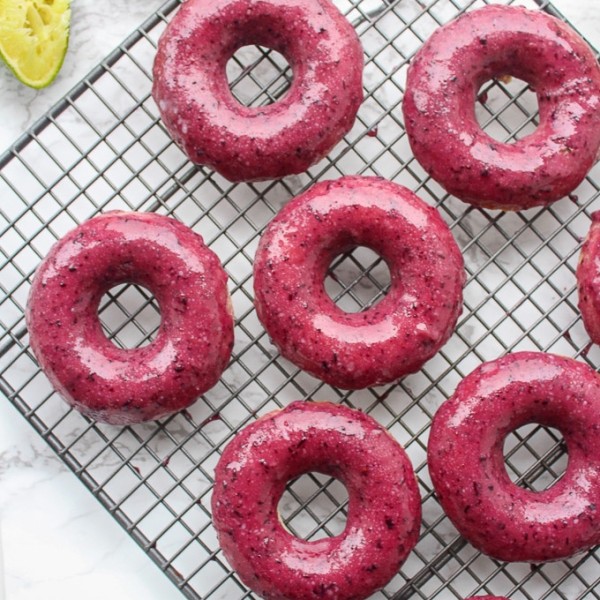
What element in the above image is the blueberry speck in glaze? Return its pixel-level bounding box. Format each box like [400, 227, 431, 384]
[253, 176, 465, 389]
[212, 401, 421, 600]
[403, 5, 600, 210]
[428, 351, 600, 563]
[26, 212, 234, 425]
[152, 0, 364, 182]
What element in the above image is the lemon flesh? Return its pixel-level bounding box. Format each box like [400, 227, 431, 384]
[0, 0, 71, 89]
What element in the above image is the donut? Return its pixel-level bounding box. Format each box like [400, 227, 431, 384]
[26, 212, 234, 425]
[428, 351, 600, 563]
[253, 176, 465, 389]
[402, 5, 600, 211]
[211, 401, 421, 599]
[152, 0, 363, 182]
[577, 211, 600, 343]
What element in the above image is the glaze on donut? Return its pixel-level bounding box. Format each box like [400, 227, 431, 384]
[402, 5, 600, 210]
[152, 0, 363, 182]
[253, 176, 465, 389]
[26, 212, 234, 425]
[577, 211, 600, 343]
[428, 352, 600, 562]
[212, 401, 421, 599]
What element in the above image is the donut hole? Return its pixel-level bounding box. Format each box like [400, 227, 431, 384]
[503, 424, 568, 492]
[278, 473, 349, 541]
[227, 46, 292, 108]
[99, 284, 161, 349]
[476, 76, 539, 143]
[325, 246, 391, 313]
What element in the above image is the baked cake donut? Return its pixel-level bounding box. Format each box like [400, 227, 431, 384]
[26, 212, 234, 425]
[152, 0, 364, 182]
[577, 211, 600, 343]
[403, 5, 600, 210]
[253, 176, 465, 389]
[212, 401, 421, 600]
[428, 352, 600, 563]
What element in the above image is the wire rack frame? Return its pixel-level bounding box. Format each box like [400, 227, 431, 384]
[1, 0, 600, 598]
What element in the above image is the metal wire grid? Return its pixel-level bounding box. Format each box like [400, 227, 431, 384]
[0, 0, 600, 597]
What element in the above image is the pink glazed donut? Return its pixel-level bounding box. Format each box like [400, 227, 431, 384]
[253, 176, 465, 389]
[577, 211, 600, 343]
[212, 401, 421, 600]
[152, 0, 363, 182]
[26, 212, 234, 425]
[402, 5, 600, 210]
[428, 352, 600, 563]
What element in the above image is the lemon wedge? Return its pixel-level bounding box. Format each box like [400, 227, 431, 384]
[0, 0, 71, 89]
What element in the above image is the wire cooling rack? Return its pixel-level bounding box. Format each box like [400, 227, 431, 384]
[1, 0, 600, 598]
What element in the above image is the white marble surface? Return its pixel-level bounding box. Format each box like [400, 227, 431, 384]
[0, 3, 187, 599]
[0, 406, 180, 600]
[0, 1, 599, 599]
